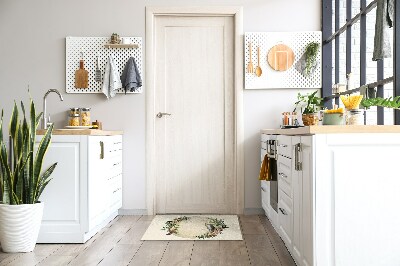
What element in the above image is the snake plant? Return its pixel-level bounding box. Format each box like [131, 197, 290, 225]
[0, 99, 57, 205]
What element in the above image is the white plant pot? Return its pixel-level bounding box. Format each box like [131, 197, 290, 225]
[0, 202, 44, 253]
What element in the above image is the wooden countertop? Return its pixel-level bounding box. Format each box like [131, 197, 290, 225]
[36, 129, 123, 136]
[260, 125, 400, 135]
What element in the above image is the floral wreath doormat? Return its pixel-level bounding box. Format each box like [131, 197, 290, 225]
[141, 215, 243, 241]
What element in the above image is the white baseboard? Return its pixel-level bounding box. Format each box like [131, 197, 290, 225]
[243, 208, 264, 215]
[119, 208, 264, 215]
[118, 209, 148, 215]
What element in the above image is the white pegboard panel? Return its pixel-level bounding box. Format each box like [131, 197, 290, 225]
[66, 36, 143, 94]
[244, 31, 322, 89]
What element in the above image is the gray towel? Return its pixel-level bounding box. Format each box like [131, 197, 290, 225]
[121, 57, 142, 93]
[373, 0, 394, 61]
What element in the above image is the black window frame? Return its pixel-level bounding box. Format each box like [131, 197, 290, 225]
[322, 0, 400, 125]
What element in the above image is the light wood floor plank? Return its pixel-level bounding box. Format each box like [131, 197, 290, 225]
[68, 216, 141, 265]
[258, 215, 296, 266]
[118, 220, 152, 245]
[219, 241, 251, 266]
[244, 234, 280, 266]
[239, 215, 267, 235]
[37, 255, 75, 266]
[128, 241, 169, 266]
[98, 244, 141, 266]
[159, 241, 193, 266]
[190, 241, 220, 266]
[5, 244, 62, 266]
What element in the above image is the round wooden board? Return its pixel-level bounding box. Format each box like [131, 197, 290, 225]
[267, 44, 295, 71]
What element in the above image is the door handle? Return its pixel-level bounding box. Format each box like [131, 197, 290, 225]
[156, 112, 172, 118]
[100, 141, 104, 159]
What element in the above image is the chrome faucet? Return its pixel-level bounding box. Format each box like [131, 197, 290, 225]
[42, 89, 64, 129]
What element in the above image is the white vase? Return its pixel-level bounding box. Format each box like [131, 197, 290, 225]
[0, 202, 44, 253]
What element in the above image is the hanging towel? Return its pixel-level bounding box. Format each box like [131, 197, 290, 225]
[373, 0, 395, 61]
[259, 154, 272, 181]
[121, 57, 142, 93]
[102, 55, 122, 99]
[360, 85, 377, 109]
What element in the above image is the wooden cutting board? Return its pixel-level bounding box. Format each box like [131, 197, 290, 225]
[267, 44, 295, 71]
[75, 60, 89, 88]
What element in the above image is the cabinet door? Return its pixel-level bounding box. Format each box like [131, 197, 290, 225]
[291, 136, 303, 265]
[292, 136, 314, 266]
[36, 135, 86, 243]
[300, 136, 314, 266]
[88, 137, 108, 230]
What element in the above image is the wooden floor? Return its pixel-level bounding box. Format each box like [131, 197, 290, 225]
[0, 215, 295, 266]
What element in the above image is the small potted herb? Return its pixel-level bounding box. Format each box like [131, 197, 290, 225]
[293, 90, 323, 126]
[304, 42, 320, 77]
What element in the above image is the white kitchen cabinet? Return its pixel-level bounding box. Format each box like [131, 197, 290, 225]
[261, 128, 400, 266]
[291, 136, 313, 266]
[36, 133, 123, 243]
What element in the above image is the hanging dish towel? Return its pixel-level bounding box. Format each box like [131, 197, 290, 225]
[102, 55, 122, 99]
[120, 57, 142, 93]
[259, 154, 272, 181]
[373, 0, 394, 61]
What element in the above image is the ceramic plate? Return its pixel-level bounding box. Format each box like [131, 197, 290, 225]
[65, 126, 92, 129]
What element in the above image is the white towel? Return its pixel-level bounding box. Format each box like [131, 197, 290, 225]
[102, 55, 122, 99]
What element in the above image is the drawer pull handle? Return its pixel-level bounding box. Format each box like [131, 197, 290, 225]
[278, 172, 287, 179]
[261, 187, 266, 192]
[100, 141, 104, 159]
[278, 144, 287, 147]
[279, 207, 287, 215]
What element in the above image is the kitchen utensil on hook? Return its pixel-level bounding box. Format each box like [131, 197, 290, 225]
[247, 38, 254, 74]
[255, 45, 262, 77]
[95, 54, 101, 82]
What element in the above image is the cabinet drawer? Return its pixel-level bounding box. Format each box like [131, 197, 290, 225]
[278, 188, 293, 249]
[278, 155, 292, 198]
[277, 135, 292, 158]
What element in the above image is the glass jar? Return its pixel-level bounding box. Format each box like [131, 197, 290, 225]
[69, 107, 80, 116]
[346, 109, 364, 125]
[80, 108, 91, 126]
[68, 114, 80, 126]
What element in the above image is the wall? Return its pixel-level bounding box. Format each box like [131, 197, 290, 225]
[0, 0, 321, 213]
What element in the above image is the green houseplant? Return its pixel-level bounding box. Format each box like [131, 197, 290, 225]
[294, 90, 323, 126]
[304, 42, 320, 77]
[0, 99, 57, 253]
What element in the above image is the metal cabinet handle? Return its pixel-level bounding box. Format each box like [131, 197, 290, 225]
[278, 144, 287, 147]
[279, 207, 287, 215]
[156, 112, 172, 118]
[261, 187, 266, 192]
[278, 172, 287, 179]
[100, 141, 104, 159]
[294, 143, 302, 171]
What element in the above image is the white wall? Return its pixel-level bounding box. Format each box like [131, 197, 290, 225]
[0, 0, 321, 212]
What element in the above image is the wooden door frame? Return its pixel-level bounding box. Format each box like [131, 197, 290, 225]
[145, 6, 244, 215]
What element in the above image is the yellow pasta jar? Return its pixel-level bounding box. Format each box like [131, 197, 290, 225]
[80, 108, 91, 126]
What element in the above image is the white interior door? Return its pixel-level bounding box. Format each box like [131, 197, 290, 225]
[154, 15, 235, 214]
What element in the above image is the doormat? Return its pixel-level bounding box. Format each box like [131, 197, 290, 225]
[141, 215, 243, 241]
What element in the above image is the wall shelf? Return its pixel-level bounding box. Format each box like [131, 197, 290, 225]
[104, 43, 139, 49]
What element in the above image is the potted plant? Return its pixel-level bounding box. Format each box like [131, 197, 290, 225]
[0, 99, 57, 253]
[294, 90, 323, 126]
[304, 42, 320, 77]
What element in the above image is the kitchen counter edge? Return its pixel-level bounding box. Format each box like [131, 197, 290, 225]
[260, 125, 400, 135]
[36, 129, 123, 136]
